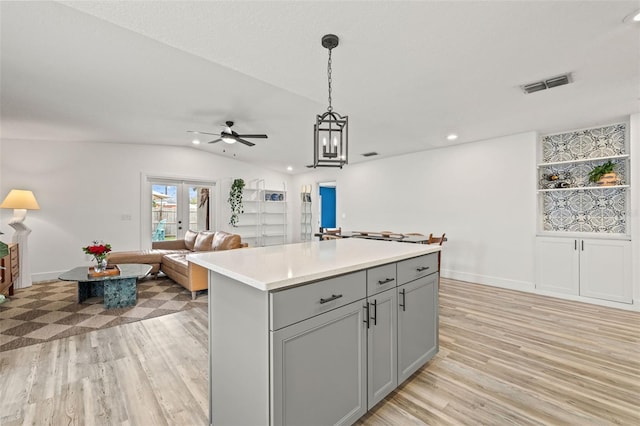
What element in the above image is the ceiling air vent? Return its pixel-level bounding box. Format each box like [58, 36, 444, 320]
[522, 73, 572, 94]
[361, 152, 379, 157]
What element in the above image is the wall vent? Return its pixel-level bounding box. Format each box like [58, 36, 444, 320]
[361, 152, 379, 157]
[522, 73, 572, 94]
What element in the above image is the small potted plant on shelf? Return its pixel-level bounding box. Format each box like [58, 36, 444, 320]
[588, 160, 618, 186]
[228, 178, 245, 227]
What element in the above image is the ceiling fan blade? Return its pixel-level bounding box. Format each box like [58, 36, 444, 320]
[236, 138, 255, 147]
[236, 134, 268, 139]
[188, 130, 220, 136]
[208, 138, 223, 144]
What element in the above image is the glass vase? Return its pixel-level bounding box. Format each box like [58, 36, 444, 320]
[94, 258, 107, 273]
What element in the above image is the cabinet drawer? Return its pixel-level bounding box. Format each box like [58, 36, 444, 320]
[367, 263, 397, 296]
[397, 254, 438, 285]
[270, 271, 366, 330]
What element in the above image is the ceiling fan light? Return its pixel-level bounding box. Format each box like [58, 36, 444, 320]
[222, 135, 235, 144]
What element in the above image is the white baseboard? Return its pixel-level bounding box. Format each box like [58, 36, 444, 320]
[442, 269, 639, 312]
[442, 269, 534, 292]
[32, 270, 67, 283]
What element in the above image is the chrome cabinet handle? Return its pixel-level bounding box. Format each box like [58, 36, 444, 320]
[320, 294, 343, 304]
[399, 289, 406, 312]
[416, 266, 430, 272]
[378, 278, 395, 285]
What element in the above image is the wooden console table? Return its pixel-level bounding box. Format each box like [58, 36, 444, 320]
[0, 243, 19, 296]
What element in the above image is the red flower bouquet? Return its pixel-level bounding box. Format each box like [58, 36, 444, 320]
[82, 241, 112, 271]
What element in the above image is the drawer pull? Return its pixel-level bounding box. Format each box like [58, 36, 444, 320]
[378, 277, 395, 285]
[416, 266, 430, 272]
[319, 294, 343, 304]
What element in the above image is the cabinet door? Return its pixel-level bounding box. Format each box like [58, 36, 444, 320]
[397, 274, 439, 384]
[535, 237, 580, 295]
[580, 239, 632, 303]
[367, 287, 397, 409]
[271, 301, 367, 426]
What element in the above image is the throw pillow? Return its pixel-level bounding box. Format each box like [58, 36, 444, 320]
[184, 230, 198, 250]
[194, 231, 216, 251]
[212, 231, 241, 251]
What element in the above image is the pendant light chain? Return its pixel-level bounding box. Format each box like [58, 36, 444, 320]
[327, 47, 333, 112]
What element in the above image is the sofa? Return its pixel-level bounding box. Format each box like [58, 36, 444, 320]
[107, 230, 246, 299]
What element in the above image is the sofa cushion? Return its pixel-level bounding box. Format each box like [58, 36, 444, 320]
[212, 231, 242, 251]
[184, 230, 198, 250]
[194, 231, 216, 251]
[161, 253, 189, 277]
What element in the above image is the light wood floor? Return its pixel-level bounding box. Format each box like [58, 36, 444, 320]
[1, 278, 638, 425]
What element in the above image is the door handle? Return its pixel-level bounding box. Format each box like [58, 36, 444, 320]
[399, 289, 406, 312]
[581, 240, 584, 251]
[574, 240, 577, 250]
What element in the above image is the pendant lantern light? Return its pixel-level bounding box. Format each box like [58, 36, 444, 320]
[313, 34, 348, 168]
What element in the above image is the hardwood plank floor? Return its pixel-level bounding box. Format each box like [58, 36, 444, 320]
[1, 278, 638, 425]
[357, 278, 640, 425]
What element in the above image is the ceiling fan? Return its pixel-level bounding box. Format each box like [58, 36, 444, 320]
[187, 121, 268, 147]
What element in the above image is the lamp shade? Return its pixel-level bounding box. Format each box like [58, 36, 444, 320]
[0, 189, 40, 210]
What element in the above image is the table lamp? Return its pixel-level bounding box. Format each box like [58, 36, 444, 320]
[0, 189, 40, 288]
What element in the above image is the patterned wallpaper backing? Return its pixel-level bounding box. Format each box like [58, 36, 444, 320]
[539, 123, 628, 234]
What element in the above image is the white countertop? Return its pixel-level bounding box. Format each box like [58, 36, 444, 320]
[187, 238, 441, 291]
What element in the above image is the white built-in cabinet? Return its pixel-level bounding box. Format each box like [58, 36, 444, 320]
[536, 123, 633, 306]
[536, 237, 632, 304]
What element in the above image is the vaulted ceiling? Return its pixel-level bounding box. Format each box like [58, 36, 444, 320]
[1, 1, 639, 174]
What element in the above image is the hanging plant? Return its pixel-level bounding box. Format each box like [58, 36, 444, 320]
[228, 178, 245, 227]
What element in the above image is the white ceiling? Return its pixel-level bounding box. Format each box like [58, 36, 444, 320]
[1, 1, 639, 174]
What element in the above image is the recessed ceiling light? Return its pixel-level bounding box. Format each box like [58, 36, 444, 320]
[634, 11, 640, 21]
[287, 166, 293, 172]
[192, 139, 200, 145]
[446, 134, 458, 141]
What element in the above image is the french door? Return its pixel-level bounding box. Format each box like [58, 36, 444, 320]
[148, 178, 215, 242]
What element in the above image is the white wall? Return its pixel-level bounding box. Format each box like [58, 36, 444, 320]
[293, 132, 538, 290]
[0, 140, 292, 281]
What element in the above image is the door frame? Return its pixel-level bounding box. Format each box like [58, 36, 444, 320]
[141, 173, 216, 249]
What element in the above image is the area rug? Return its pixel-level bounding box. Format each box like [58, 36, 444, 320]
[0, 276, 207, 352]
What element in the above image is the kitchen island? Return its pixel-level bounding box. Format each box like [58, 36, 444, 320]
[188, 238, 442, 426]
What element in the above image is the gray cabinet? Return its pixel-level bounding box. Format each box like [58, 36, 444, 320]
[398, 273, 439, 383]
[366, 286, 397, 409]
[272, 300, 367, 426]
[208, 250, 440, 426]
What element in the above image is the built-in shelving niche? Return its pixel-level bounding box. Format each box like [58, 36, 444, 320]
[537, 123, 629, 234]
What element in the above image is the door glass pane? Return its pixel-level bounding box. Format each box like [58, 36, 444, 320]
[152, 184, 178, 241]
[190, 186, 212, 231]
